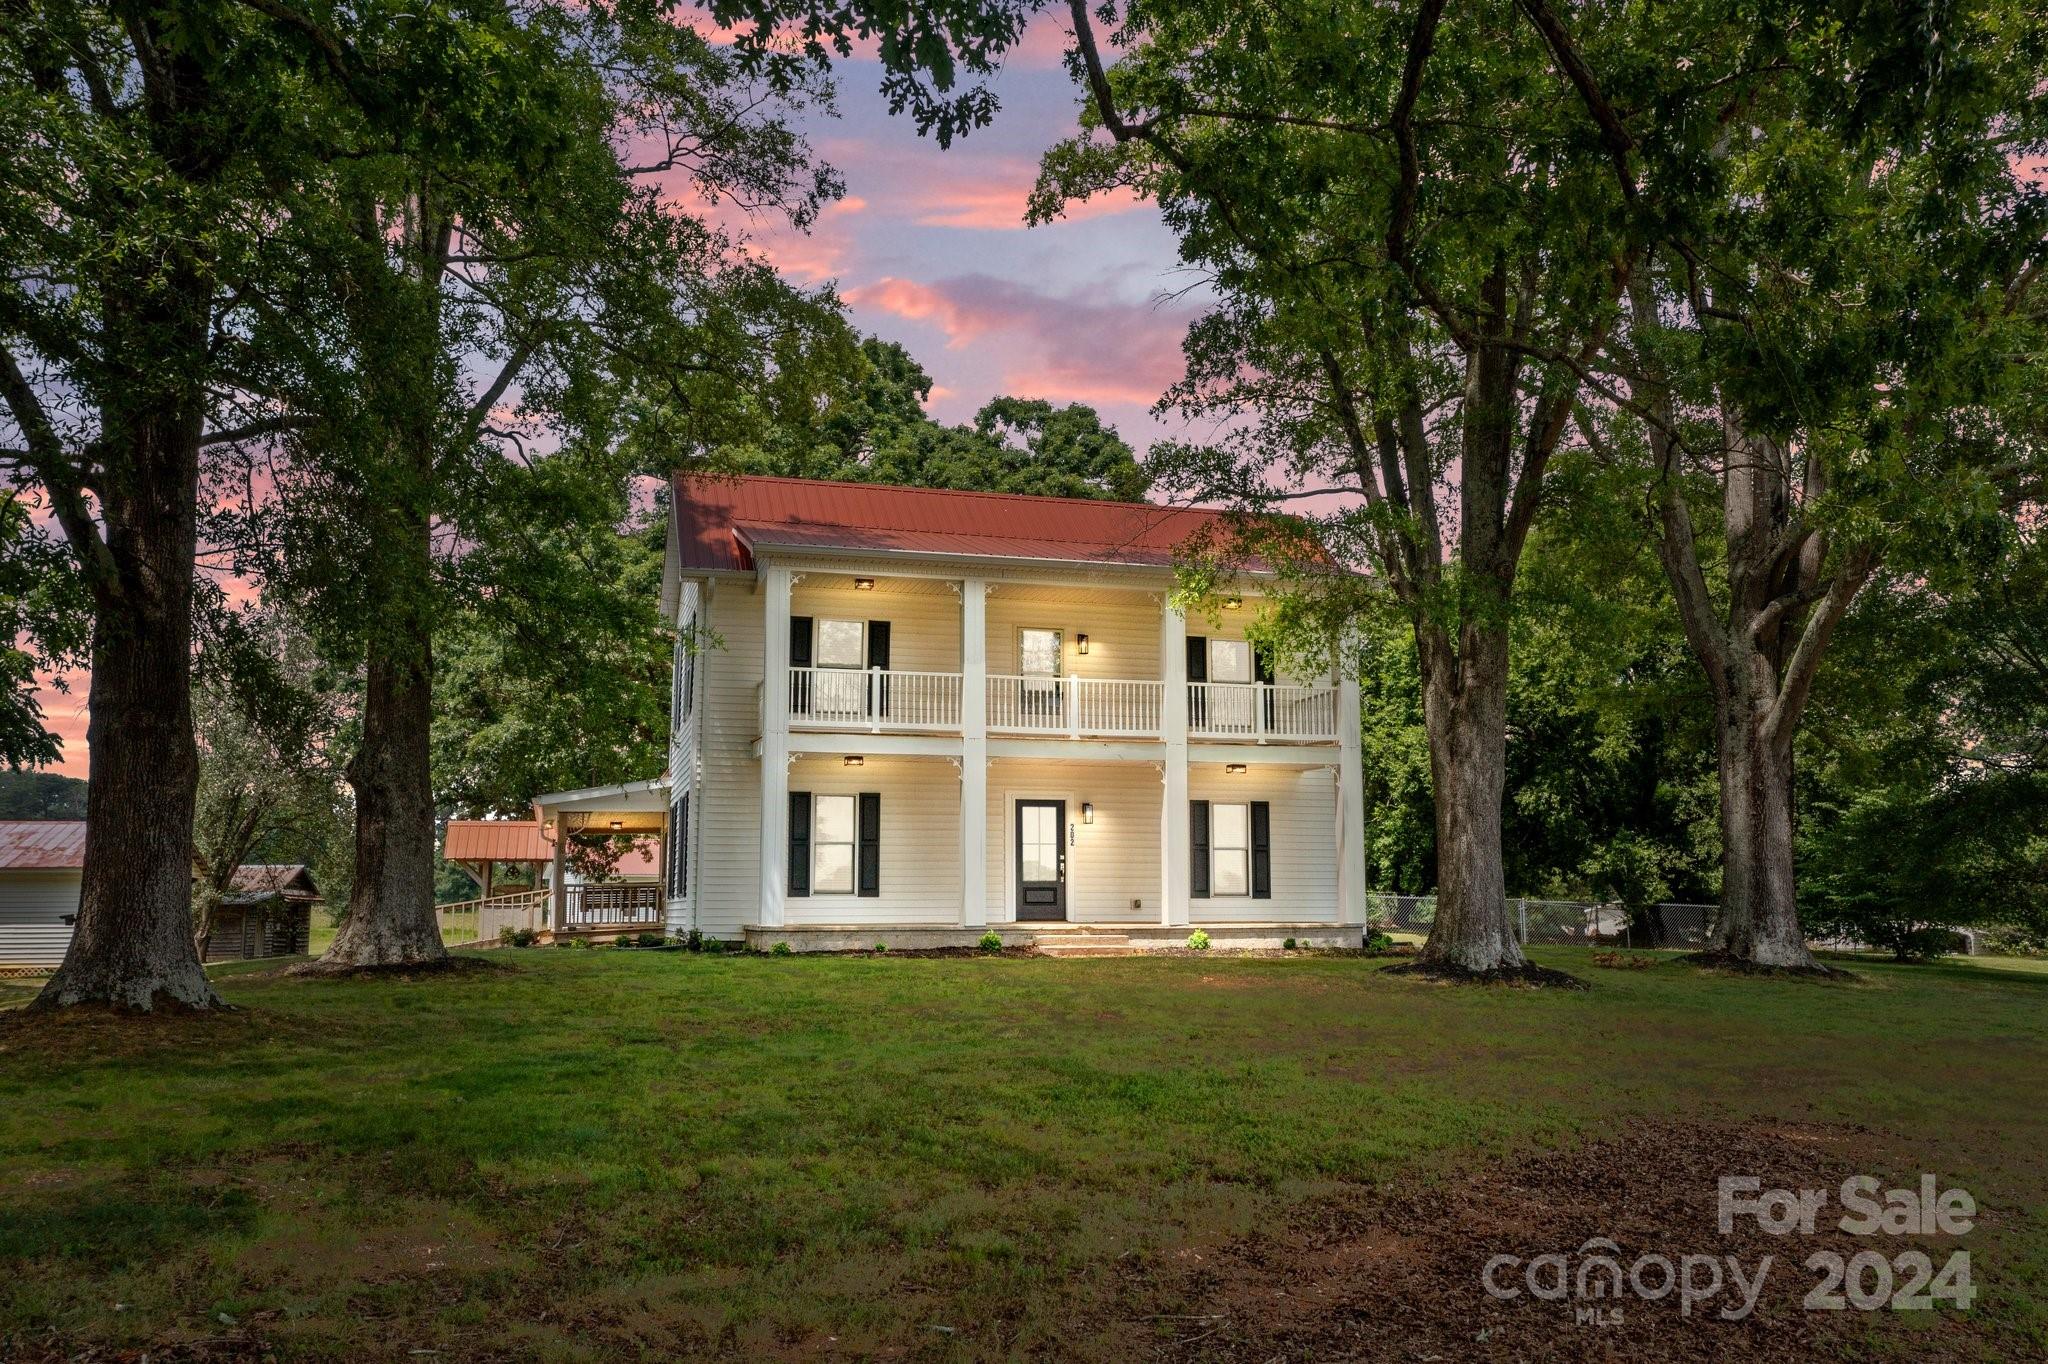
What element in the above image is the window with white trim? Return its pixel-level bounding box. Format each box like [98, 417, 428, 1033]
[1209, 639, 1253, 683]
[1211, 801, 1251, 896]
[1018, 627, 1063, 675]
[812, 794, 857, 895]
[815, 619, 865, 668]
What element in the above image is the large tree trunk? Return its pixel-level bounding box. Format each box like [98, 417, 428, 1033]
[314, 510, 447, 969]
[1414, 625, 1525, 973]
[34, 422, 221, 1012]
[1707, 663, 1816, 968]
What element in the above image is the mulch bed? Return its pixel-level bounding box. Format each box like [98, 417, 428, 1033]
[1079, 1118, 2001, 1362]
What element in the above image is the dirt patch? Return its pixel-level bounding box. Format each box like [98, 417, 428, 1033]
[282, 954, 509, 981]
[1681, 951, 1860, 982]
[1082, 1119, 2000, 1362]
[1382, 959, 1590, 990]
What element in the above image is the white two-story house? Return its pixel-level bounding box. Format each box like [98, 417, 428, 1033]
[532, 473, 1367, 951]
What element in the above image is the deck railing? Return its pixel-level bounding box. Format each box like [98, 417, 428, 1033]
[562, 882, 664, 928]
[1187, 682, 1339, 742]
[435, 890, 546, 946]
[786, 666, 963, 732]
[985, 675, 1164, 738]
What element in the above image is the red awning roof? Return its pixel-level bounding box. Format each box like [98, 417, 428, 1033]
[672, 473, 1250, 574]
[0, 820, 87, 871]
[443, 819, 659, 875]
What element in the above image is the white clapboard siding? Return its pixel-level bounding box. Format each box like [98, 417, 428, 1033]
[695, 578, 767, 938]
[666, 580, 703, 932]
[986, 760, 1163, 923]
[792, 582, 962, 674]
[784, 756, 962, 926]
[1189, 764, 1339, 923]
[985, 588, 1164, 682]
[0, 870, 82, 967]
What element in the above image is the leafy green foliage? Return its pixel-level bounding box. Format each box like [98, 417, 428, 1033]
[0, 770, 86, 820]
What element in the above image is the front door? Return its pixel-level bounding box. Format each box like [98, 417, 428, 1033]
[1015, 800, 1067, 921]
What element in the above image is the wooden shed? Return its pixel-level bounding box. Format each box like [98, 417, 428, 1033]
[207, 864, 322, 962]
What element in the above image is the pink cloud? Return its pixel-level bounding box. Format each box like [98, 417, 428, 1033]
[842, 272, 1196, 412]
[843, 277, 1000, 346]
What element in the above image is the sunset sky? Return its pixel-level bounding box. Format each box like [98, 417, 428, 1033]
[30, 14, 1203, 779]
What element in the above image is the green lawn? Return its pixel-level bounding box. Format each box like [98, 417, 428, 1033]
[2, 948, 2045, 1360]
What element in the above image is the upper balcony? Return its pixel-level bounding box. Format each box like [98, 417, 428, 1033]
[768, 667, 1338, 743]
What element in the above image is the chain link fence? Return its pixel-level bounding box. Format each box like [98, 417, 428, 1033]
[1367, 893, 1719, 948]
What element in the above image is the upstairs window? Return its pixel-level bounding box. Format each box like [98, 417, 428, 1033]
[816, 619, 865, 669]
[1209, 639, 1253, 684]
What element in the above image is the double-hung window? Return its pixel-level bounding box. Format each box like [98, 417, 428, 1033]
[813, 619, 866, 718]
[1210, 802, 1251, 896]
[811, 794, 857, 895]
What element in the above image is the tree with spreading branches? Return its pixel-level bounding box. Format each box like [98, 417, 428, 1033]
[1034, 0, 1644, 980]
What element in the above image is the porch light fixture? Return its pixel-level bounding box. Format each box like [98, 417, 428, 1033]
[1076, 633, 1090, 655]
[843, 755, 865, 767]
[609, 819, 623, 830]
[1225, 763, 1248, 775]
[1224, 596, 1242, 610]
[853, 576, 875, 591]
[1082, 802, 1094, 824]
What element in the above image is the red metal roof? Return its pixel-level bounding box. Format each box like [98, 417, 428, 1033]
[672, 473, 1248, 573]
[443, 819, 659, 875]
[444, 819, 553, 863]
[0, 820, 87, 871]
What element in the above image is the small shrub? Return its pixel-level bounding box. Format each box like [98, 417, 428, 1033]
[570, 937, 594, 951]
[771, 941, 793, 956]
[874, 941, 888, 953]
[684, 929, 704, 952]
[498, 927, 539, 948]
[978, 931, 1004, 953]
[1365, 931, 1394, 953]
[1282, 937, 1297, 951]
[1186, 929, 1210, 951]
[635, 931, 665, 948]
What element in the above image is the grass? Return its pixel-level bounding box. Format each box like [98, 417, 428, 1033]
[2, 947, 2045, 1360]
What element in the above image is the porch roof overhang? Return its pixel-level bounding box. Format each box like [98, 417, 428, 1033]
[531, 778, 669, 837]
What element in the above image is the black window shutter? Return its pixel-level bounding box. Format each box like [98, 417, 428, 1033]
[788, 791, 811, 896]
[789, 616, 813, 715]
[665, 796, 678, 897]
[1190, 799, 1211, 898]
[1250, 801, 1272, 899]
[1186, 635, 1208, 681]
[867, 621, 891, 716]
[1187, 636, 1208, 728]
[857, 792, 881, 897]
[681, 614, 696, 716]
[678, 794, 690, 898]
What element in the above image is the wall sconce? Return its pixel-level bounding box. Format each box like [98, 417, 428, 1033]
[1225, 763, 1248, 775]
[853, 576, 875, 591]
[1224, 596, 1243, 610]
[609, 819, 624, 830]
[1082, 802, 1095, 824]
[1076, 633, 1090, 655]
[843, 755, 865, 767]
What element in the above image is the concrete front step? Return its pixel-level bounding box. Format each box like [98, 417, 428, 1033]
[1034, 944, 1146, 958]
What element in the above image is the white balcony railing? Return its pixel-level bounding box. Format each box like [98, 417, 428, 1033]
[986, 675, 1164, 738]
[786, 666, 963, 732]
[1188, 682, 1339, 742]
[764, 666, 1337, 743]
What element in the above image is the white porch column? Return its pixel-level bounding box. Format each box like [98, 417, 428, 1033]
[1160, 601, 1191, 927]
[959, 578, 989, 926]
[1336, 652, 1367, 925]
[759, 565, 792, 927]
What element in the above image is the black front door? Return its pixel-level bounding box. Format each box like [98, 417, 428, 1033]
[1016, 800, 1067, 921]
